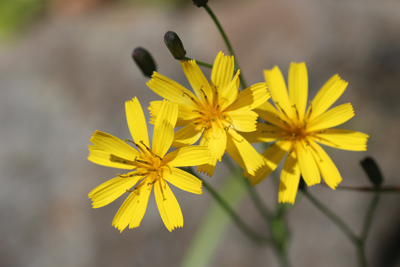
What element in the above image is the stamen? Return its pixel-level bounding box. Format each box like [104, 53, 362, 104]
[316, 136, 340, 148]
[277, 117, 289, 125]
[124, 139, 147, 155]
[199, 86, 207, 100]
[292, 105, 300, 120]
[165, 165, 172, 175]
[135, 158, 152, 166]
[140, 141, 154, 156]
[303, 119, 307, 129]
[192, 110, 203, 115]
[110, 155, 135, 165]
[212, 85, 218, 95]
[275, 102, 289, 119]
[224, 125, 232, 132]
[182, 91, 198, 104]
[124, 139, 136, 145]
[158, 181, 167, 201]
[306, 102, 313, 119]
[117, 173, 136, 178]
[212, 98, 219, 108]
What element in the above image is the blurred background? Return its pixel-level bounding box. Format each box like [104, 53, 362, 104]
[1, 0, 400, 266]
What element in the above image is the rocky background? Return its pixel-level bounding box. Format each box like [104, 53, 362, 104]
[1, 0, 400, 266]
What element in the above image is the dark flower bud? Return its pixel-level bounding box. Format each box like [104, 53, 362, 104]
[192, 0, 208, 7]
[360, 157, 383, 186]
[164, 31, 186, 60]
[132, 47, 157, 77]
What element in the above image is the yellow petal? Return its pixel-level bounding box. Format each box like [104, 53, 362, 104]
[296, 140, 320, 186]
[196, 129, 224, 177]
[278, 153, 300, 204]
[248, 141, 291, 185]
[306, 74, 348, 121]
[112, 181, 152, 232]
[211, 51, 235, 91]
[149, 100, 198, 127]
[155, 180, 183, 232]
[148, 100, 161, 125]
[164, 167, 202, 194]
[218, 70, 240, 110]
[172, 124, 203, 147]
[225, 82, 269, 111]
[197, 160, 217, 177]
[88, 145, 135, 169]
[89, 172, 141, 208]
[164, 146, 210, 167]
[125, 97, 150, 147]
[254, 101, 290, 130]
[288, 62, 308, 122]
[147, 72, 199, 108]
[306, 103, 354, 133]
[181, 59, 213, 104]
[313, 129, 369, 151]
[308, 140, 342, 189]
[226, 129, 264, 176]
[207, 121, 227, 161]
[152, 100, 178, 157]
[241, 123, 286, 143]
[264, 66, 292, 118]
[90, 131, 139, 161]
[224, 109, 258, 132]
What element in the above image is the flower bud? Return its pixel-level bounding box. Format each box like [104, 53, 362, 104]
[192, 0, 208, 7]
[132, 47, 157, 77]
[164, 31, 186, 60]
[360, 157, 383, 186]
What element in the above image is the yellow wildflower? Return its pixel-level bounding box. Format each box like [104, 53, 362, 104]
[243, 63, 369, 203]
[88, 98, 210, 231]
[147, 51, 270, 176]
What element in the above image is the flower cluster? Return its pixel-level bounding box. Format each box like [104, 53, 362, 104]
[87, 52, 368, 231]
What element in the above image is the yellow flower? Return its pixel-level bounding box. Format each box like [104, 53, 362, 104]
[88, 97, 210, 232]
[242, 63, 369, 204]
[147, 51, 270, 176]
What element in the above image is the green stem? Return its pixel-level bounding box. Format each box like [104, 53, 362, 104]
[356, 245, 367, 267]
[329, 185, 400, 193]
[183, 57, 213, 69]
[357, 190, 381, 267]
[186, 167, 270, 245]
[360, 190, 380, 241]
[303, 190, 359, 245]
[203, 4, 247, 89]
[221, 157, 272, 221]
[270, 204, 290, 267]
[243, 178, 272, 221]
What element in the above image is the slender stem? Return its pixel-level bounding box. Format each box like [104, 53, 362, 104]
[183, 57, 213, 69]
[270, 204, 290, 267]
[357, 245, 368, 267]
[221, 157, 272, 221]
[243, 178, 272, 220]
[186, 167, 270, 245]
[356, 190, 381, 267]
[203, 4, 248, 89]
[360, 190, 380, 241]
[335, 185, 400, 193]
[303, 190, 359, 245]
